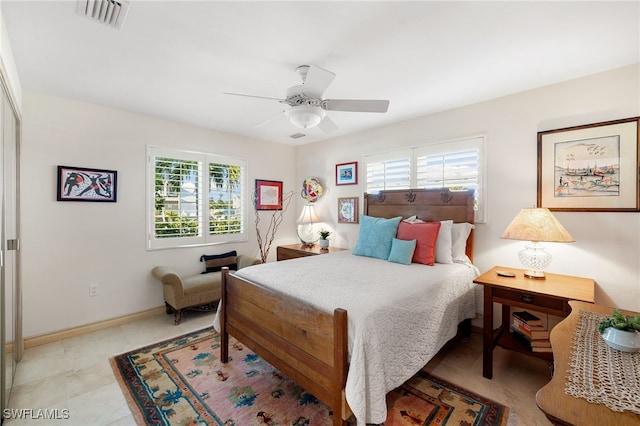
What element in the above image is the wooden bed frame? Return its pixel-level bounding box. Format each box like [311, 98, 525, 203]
[219, 188, 476, 425]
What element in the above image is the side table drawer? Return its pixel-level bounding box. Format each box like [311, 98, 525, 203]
[276, 246, 314, 261]
[493, 287, 567, 316]
[277, 244, 347, 261]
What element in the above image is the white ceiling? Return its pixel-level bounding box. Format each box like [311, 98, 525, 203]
[3, 1, 639, 146]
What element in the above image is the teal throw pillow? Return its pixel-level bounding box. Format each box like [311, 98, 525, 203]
[388, 238, 417, 265]
[352, 215, 402, 260]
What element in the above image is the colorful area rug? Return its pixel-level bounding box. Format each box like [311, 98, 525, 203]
[110, 327, 509, 425]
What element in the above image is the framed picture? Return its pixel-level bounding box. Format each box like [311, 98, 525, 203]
[255, 179, 283, 210]
[336, 161, 358, 186]
[56, 165, 117, 202]
[338, 196, 359, 223]
[537, 116, 639, 212]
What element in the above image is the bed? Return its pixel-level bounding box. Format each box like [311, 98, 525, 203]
[215, 188, 479, 425]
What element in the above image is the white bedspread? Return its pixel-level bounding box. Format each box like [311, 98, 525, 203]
[213, 250, 480, 425]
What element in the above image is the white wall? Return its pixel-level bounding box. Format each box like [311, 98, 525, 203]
[20, 91, 297, 338]
[296, 64, 640, 312]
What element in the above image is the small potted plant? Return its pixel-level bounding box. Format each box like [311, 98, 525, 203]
[318, 229, 331, 249]
[598, 308, 640, 352]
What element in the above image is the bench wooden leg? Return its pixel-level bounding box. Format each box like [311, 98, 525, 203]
[174, 309, 183, 325]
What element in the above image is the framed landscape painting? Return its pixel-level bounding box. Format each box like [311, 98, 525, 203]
[537, 117, 640, 212]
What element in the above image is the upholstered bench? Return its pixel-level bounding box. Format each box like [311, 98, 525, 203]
[151, 254, 261, 325]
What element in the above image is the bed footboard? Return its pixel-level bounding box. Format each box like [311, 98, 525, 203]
[220, 268, 350, 425]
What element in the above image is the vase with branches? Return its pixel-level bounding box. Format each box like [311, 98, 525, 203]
[253, 190, 294, 263]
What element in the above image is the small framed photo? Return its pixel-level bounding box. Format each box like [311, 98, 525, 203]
[57, 165, 117, 202]
[255, 179, 283, 210]
[336, 161, 358, 186]
[537, 117, 639, 211]
[338, 197, 359, 223]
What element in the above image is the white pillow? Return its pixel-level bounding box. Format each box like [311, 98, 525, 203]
[452, 222, 474, 263]
[435, 220, 453, 264]
[402, 215, 424, 223]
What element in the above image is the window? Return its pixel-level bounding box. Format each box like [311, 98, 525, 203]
[364, 135, 486, 222]
[364, 149, 412, 193]
[147, 146, 247, 249]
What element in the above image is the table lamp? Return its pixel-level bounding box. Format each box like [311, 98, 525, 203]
[296, 204, 321, 246]
[501, 207, 574, 279]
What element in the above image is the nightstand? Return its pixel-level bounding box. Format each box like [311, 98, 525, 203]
[276, 244, 347, 261]
[473, 266, 595, 379]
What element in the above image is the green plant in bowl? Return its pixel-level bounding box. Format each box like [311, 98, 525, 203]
[598, 308, 640, 334]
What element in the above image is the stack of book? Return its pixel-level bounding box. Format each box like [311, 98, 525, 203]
[511, 311, 552, 353]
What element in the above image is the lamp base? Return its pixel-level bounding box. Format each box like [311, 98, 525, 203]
[524, 269, 546, 279]
[518, 242, 551, 280]
[297, 224, 319, 246]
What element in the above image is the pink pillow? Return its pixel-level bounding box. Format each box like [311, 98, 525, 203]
[397, 221, 441, 265]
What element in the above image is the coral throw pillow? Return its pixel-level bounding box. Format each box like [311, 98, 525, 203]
[397, 221, 441, 266]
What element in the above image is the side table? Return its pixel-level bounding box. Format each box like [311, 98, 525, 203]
[473, 266, 595, 379]
[276, 244, 347, 261]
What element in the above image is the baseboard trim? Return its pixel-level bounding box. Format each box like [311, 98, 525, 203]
[24, 306, 166, 349]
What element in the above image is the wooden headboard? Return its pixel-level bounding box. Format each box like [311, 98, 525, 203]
[364, 188, 476, 261]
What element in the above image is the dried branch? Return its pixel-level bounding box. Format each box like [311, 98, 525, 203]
[253, 190, 295, 263]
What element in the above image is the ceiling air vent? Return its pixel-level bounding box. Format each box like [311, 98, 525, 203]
[76, 0, 130, 30]
[290, 133, 306, 139]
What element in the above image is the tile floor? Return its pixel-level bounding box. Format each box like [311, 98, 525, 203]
[5, 311, 554, 425]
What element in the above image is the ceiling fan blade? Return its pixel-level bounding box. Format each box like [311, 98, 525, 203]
[322, 99, 390, 113]
[317, 115, 338, 133]
[303, 65, 336, 98]
[223, 92, 283, 102]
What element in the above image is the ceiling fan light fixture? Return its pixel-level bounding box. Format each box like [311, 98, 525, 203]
[286, 105, 325, 129]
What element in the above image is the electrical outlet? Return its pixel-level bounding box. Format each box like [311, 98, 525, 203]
[89, 283, 99, 297]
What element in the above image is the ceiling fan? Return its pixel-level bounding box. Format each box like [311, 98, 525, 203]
[224, 65, 390, 133]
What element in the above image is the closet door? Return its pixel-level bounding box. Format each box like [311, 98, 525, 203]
[0, 87, 5, 411]
[1, 85, 19, 412]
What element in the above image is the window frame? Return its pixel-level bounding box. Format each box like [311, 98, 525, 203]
[147, 145, 248, 250]
[364, 135, 487, 223]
